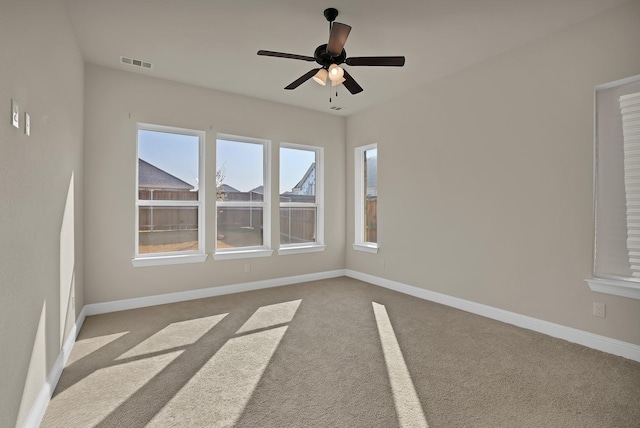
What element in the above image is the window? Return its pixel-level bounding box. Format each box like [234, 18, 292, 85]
[587, 74, 640, 300]
[279, 144, 325, 255]
[353, 144, 378, 253]
[133, 124, 206, 266]
[215, 135, 272, 260]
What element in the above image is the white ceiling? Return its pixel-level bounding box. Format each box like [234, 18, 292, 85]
[63, 0, 628, 116]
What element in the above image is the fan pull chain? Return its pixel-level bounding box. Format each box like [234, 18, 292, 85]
[328, 82, 339, 103]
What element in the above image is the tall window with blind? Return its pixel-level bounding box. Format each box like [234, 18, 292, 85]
[588, 75, 640, 299]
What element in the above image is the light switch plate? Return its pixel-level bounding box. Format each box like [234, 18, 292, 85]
[11, 99, 19, 128]
[25, 113, 30, 136]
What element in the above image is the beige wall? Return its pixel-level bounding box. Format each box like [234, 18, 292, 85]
[346, 0, 640, 345]
[83, 65, 346, 304]
[0, 0, 84, 426]
[3, 2, 639, 425]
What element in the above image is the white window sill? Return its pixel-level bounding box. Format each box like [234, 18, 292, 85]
[352, 243, 379, 254]
[278, 244, 326, 256]
[586, 277, 640, 300]
[132, 253, 208, 267]
[213, 248, 274, 260]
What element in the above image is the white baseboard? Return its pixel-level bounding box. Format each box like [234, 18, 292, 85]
[84, 269, 347, 316]
[23, 270, 345, 427]
[345, 270, 640, 363]
[26, 268, 640, 427]
[22, 306, 87, 428]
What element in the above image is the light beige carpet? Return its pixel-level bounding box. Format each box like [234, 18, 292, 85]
[41, 277, 640, 427]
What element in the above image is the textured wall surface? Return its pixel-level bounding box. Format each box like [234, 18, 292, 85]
[0, 0, 84, 426]
[83, 64, 346, 304]
[346, 0, 640, 345]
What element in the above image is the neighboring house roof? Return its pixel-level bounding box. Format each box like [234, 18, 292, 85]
[138, 159, 193, 190]
[293, 162, 315, 192]
[250, 185, 264, 194]
[217, 183, 240, 193]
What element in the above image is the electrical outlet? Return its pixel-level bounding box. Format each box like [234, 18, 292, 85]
[244, 264, 251, 273]
[593, 302, 606, 318]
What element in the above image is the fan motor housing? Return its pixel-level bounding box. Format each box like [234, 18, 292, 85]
[314, 44, 346, 68]
[323, 8, 339, 22]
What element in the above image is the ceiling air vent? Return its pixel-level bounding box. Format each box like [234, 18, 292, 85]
[120, 56, 153, 69]
[329, 106, 346, 111]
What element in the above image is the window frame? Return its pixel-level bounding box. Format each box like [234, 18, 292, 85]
[353, 143, 379, 254]
[278, 143, 325, 255]
[132, 123, 207, 267]
[214, 134, 273, 260]
[586, 74, 640, 300]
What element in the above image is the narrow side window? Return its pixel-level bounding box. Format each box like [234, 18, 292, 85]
[354, 144, 378, 253]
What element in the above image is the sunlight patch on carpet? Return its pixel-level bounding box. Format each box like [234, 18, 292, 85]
[117, 313, 227, 360]
[236, 299, 302, 334]
[148, 326, 289, 427]
[373, 302, 428, 428]
[147, 300, 301, 427]
[66, 331, 129, 366]
[47, 350, 182, 427]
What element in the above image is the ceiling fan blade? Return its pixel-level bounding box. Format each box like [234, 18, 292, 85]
[341, 69, 363, 94]
[346, 56, 406, 67]
[327, 22, 351, 56]
[285, 68, 321, 90]
[257, 50, 316, 62]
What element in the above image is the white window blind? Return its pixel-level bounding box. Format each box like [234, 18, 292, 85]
[621, 91, 640, 277]
[588, 75, 640, 299]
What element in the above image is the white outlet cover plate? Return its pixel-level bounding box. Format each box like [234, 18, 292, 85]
[11, 99, 19, 128]
[25, 113, 30, 136]
[593, 302, 606, 317]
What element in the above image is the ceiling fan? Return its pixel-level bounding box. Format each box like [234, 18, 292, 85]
[257, 7, 405, 95]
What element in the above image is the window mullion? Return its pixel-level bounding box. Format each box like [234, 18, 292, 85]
[280, 202, 317, 208]
[217, 201, 265, 208]
[138, 200, 200, 207]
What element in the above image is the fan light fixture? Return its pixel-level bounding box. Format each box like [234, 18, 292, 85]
[313, 64, 344, 88]
[312, 68, 328, 86]
[257, 8, 405, 96]
[328, 64, 344, 81]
